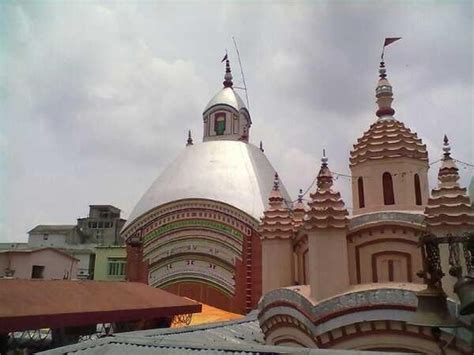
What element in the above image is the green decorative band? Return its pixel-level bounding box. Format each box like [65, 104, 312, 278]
[144, 219, 243, 243]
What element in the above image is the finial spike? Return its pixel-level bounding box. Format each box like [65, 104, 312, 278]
[259, 140, 264, 152]
[442, 134, 451, 158]
[273, 173, 279, 191]
[321, 149, 328, 167]
[379, 61, 387, 79]
[223, 57, 233, 88]
[186, 130, 193, 146]
[297, 189, 303, 203]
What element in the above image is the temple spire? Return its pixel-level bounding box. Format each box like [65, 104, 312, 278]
[223, 58, 233, 88]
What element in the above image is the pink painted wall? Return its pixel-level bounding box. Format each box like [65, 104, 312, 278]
[0, 249, 78, 280]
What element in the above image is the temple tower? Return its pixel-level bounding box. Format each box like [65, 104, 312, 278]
[259, 174, 294, 293]
[350, 62, 429, 215]
[425, 135, 474, 298]
[347, 61, 426, 285]
[304, 152, 349, 301]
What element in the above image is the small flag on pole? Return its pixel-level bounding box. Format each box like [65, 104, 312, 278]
[384, 37, 402, 47]
[381, 37, 401, 60]
[221, 53, 228, 62]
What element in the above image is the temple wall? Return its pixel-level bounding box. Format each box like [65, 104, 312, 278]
[347, 226, 423, 285]
[308, 228, 349, 301]
[261, 238, 294, 293]
[351, 158, 429, 216]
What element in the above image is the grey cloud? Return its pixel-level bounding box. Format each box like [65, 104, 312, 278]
[1, 1, 472, 241]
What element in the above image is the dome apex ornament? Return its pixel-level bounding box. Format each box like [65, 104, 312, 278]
[222, 54, 233, 88]
[186, 130, 193, 146]
[375, 61, 395, 119]
[443, 134, 451, 158]
[297, 188, 304, 203]
[273, 173, 280, 191]
[317, 149, 333, 190]
[375, 37, 401, 119]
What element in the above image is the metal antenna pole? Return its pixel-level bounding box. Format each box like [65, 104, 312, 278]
[232, 36, 250, 109]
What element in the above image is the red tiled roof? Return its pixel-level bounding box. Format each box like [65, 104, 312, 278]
[0, 280, 201, 332]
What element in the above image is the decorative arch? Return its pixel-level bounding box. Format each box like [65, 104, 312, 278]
[128, 199, 262, 314]
[382, 172, 395, 205]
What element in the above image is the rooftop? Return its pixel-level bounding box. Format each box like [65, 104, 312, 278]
[0, 280, 201, 333]
[40, 311, 407, 354]
[28, 225, 76, 234]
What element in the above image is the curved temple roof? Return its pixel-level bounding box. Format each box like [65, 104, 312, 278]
[124, 141, 291, 230]
[203, 87, 247, 113]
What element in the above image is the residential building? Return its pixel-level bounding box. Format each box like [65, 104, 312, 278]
[93, 245, 127, 281]
[0, 248, 78, 279]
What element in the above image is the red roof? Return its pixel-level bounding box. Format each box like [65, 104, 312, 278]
[0, 279, 201, 332]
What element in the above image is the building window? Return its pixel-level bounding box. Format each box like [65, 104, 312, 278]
[357, 177, 365, 208]
[107, 258, 126, 277]
[382, 172, 395, 205]
[43, 234, 49, 240]
[215, 114, 226, 135]
[31, 265, 45, 279]
[414, 174, 422, 206]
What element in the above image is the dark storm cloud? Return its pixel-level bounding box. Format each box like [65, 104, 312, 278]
[1, 1, 472, 240]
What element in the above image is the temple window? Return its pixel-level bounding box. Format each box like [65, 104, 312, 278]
[382, 172, 395, 205]
[357, 177, 365, 208]
[414, 174, 422, 205]
[215, 114, 226, 135]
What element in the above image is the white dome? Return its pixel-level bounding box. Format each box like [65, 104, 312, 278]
[124, 141, 292, 229]
[203, 87, 247, 113]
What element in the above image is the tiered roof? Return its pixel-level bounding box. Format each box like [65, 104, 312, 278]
[259, 174, 294, 240]
[349, 62, 428, 167]
[305, 153, 348, 229]
[350, 119, 428, 167]
[425, 136, 474, 228]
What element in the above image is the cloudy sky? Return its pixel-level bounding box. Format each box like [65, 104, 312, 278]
[1, 1, 473, 242]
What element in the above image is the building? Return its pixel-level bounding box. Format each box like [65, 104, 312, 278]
[123, 59, 291, 314]
[48, 51, 473, 354]
[27, 205, 126, 279]
[0, 248, 78, 279]
[93, 245, 127, 281]
[256, 60, 474, 353]
[77, 205, 126, 246]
